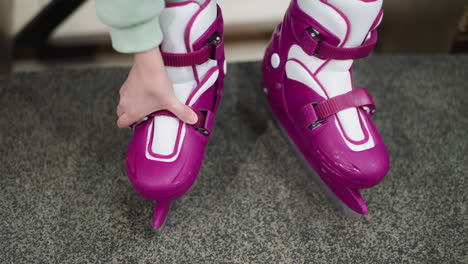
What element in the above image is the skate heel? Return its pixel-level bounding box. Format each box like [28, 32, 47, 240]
[152, 200, 172, 230]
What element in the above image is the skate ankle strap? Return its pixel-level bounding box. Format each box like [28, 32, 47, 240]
[303, 30, 378, 60]
[161, 37, 223, 67]
[300, 88, 376, 129]
[162, 45, 212, 67]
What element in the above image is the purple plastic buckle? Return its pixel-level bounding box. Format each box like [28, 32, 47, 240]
[162, 32, 223, 67]
[193, 109, 214, 136]
[301, 88, 376, 129]
[302, 29, 378, 60]
[212, 41, 223, 61]
[208, 32, 223, 61]
[300, 103, 319, 129]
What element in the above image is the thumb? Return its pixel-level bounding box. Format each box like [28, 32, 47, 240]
[168, 101, 198, 125]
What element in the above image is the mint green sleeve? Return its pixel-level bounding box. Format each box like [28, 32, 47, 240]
[95, 0, 165, 53]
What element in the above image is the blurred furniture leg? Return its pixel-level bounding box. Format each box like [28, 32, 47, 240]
[12, 0, 86, 59]
[0, 0, 13, 74]
[379, 0, 466, 53]
[452, 7, 468, 53]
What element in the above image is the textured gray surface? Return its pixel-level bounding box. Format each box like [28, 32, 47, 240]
[0, 56, 467, 263]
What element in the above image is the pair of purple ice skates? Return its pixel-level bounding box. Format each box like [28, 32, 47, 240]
[126, 0, 390, 229]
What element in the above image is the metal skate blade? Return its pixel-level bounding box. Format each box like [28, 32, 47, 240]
[259, 86, 366, 218]
[152, 200, 173, 232]
[284, 133, 366, 219]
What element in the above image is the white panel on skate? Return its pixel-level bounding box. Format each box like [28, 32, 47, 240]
[150, 81, 195, 158]
[189, 67, 219, 106]
[335, 112, 375, 152]
[145, 120, 187, 163]
[151, 116, 181, 156]
[160, 2, 199, 84]
[297, 0, 348, 45]
[189, 0, 217, 46]
[196, 60, 218, 81]
[285, 60, 326, 98]
[174, 81, 197, 103]
[287, 44, 323, 74]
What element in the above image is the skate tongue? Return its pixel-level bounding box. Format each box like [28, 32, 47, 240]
[160, 2, 200, 55]
[327, 0, 382, 48]
[151, 0, 217, 157]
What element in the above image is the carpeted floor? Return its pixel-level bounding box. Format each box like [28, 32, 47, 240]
[0, 56, 467, 263]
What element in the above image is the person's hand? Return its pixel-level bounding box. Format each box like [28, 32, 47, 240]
[116, 46, 198, 128]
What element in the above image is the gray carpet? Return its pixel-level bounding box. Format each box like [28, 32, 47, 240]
[0, 56, 467, 263]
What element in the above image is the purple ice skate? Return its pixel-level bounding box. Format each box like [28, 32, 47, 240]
[262, 0, 390, 214]
[126, 0, 225, 229]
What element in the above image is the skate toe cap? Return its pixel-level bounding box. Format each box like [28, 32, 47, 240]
[334, 147, 390, 189]
[127, 156, 199, 201]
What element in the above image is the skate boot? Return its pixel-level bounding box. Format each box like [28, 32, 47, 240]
[262, 0, 389, 214]
[126, 0, 225, 229]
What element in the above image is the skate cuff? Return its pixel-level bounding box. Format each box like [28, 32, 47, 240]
[300, 88, 376, 129]
[303, 30, 378, 60]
